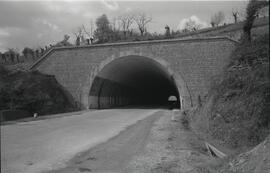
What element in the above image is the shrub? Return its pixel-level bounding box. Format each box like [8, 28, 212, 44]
[0, 66, 76, 116]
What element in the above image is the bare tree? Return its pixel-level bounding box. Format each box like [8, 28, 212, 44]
[0, 52, 2, 62]
[210, 21, 215, 28]
[111, 17, 118, 32]
[73, 26, 83, 46]
[165, 25, 170, 38]
[118, 13, 134, 37]
[78, 19, 95, 44]
[232, 10, 239, 23]
[210, 11, 225, 27]
[134, 12, 152, 36]
[1, 52, 7, 62]
[81, 21, 94, 37]
[82, 25, 91, 38]
[183, 19, 202, 32]
[73, 24, 94, 45]
[7, 49, 18, 63]
[90, 19, 94, 37]
[243, 0, 269, 42]
[22, 47, 34, 60]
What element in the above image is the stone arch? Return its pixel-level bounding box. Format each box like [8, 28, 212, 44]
[87, 54, 192, 109]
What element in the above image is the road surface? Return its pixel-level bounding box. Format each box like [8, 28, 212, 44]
[1, 109, 159, 173]
[49, 110, 163, 173]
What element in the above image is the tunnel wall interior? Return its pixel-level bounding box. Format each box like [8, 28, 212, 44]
[89, 56, 180, 109]
[89, 76, 137, 108]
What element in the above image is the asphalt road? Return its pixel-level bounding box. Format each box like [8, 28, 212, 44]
[1, 109, 159, 173]
[50, 110, 163, 173]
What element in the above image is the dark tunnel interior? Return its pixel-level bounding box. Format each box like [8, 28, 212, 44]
[89, 56, 180, 109]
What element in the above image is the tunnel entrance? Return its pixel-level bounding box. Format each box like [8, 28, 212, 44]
[89, 56, 180, 109]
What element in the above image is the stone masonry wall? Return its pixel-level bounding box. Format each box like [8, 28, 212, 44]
[31, 37, 237, 110]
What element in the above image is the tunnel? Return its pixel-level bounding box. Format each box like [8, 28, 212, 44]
[89, 56, 180, 109]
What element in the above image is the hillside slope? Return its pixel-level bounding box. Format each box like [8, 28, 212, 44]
[190, 33, 269, 151]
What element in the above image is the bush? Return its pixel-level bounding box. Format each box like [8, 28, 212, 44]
[0, 66, 76, 116]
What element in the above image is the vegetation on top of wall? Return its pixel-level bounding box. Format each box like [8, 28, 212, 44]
[0, 66, 76, 116]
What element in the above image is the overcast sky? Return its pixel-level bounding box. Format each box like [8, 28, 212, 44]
[0, 0, 248, 52]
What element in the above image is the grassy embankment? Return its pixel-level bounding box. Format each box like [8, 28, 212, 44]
[190, 33, 269, 151]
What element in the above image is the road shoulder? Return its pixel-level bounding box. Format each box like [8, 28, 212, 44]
[126, 110, 216, 173]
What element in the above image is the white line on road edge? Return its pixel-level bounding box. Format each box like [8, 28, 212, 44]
[205, 142, 227, 158]
[171, 109, 180, 122]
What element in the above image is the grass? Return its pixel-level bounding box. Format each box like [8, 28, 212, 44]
[208, 33, 270, 148]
